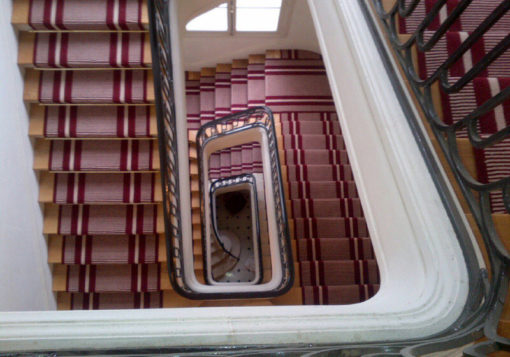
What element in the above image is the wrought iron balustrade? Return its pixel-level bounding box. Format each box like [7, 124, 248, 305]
[365, 0, 510, 355]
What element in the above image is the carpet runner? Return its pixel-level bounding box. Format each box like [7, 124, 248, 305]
[399, 2, 510, 213]
[186, 49, 380, 305]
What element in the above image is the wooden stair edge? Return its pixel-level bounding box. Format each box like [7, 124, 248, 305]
[248, 54, 266, 65]
[232, 59, 249, 69]
[216, 63, 232, 73]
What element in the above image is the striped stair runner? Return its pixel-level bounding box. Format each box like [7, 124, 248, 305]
[399, 3, 510, 214]
[18, 0, 302, 309]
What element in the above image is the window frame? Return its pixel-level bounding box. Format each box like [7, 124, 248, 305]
[184, 0, 293, 37]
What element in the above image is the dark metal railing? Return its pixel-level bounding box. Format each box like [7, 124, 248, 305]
[364, 0, 510, 355]
[148, 0, 506, 353]
[148, 0, 191, 297]
[148, 2, 293, 298]
[197, 106, 294, 296]
[209, 173, 260, 278]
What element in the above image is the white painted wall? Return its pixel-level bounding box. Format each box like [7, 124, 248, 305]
[180, 0, 319, 70]
[0, 0, 55, 311]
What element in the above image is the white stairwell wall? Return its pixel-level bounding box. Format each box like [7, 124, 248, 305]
[0, 0, 55, 311]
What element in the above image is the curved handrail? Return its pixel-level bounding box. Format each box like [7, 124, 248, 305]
[209, 174, 262, 284]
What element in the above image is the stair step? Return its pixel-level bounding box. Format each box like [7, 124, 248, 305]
[439, 77, 510, 135]
[34, 139, 159, 172]
[52, 263, 168, 292]
[264, 49, 335, 112]
[288, 181, 359, 199]
[418, 31, 510, 79]
[286, 164, 353, 182]
[284, 149, 349, 165]
[12, 0, 149, 31]
[43, 204, 164, 235]
[290, 198, 364, 218]
[293, 217, 369, 239]
[39, 172, 161, 204]
[299, 259, 379, 287]
[48, 234, 162, 264]
[57, 286, 304, 309]
[29, 105, 157, 139]
[301, 284, 379, 305]
[24, 69, 154, 104]
[282, 134, 345, 150]
[296, 238, 375, 261]
[19, 32, 151, 69]
[398, 0, 510, 34]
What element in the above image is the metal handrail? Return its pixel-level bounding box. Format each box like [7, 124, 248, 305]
[365, 0, 510, 355]
[209, 173, 262, 285]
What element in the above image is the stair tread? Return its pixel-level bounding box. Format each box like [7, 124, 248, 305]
[293, 217, 369, 239]
[13, 0, 149, 31]
[24, 69, 154, 104]
[19, 32, 151, 68]
[398, 0, 510, 34]
[290, 198, 364, 218]
[418, 31, 510, 79]
[34, 139, 159, 172]
[29, 104, 157, 139]
[39, 172, 162, 204]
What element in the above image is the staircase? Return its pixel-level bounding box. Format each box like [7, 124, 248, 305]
[186, 49, 380, 304]
[14, 0, 379, 309]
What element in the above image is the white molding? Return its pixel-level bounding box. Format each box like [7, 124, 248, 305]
[0, 0, 470, 351]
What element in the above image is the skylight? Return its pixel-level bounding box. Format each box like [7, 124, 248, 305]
[185, 0, 283, 33]
[236, 0, 282, 32]
[185, 3, 228, 32]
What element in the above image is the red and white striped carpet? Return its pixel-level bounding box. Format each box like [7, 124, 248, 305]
[401, 0, 510, 214]
[186, 49, 380, 305]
